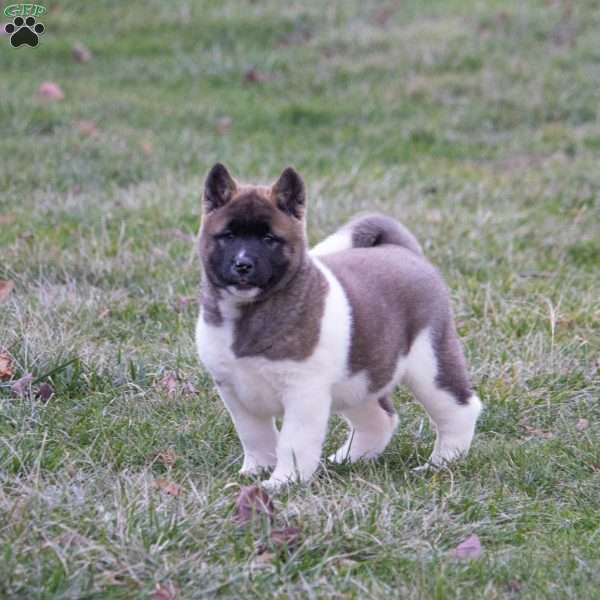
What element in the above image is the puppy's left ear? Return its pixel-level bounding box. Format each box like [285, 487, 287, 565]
[272, 167, 306, 219]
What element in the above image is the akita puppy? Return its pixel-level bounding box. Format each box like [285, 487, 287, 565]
[196, 164, 482, 489]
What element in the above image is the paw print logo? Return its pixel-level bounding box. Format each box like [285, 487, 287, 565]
[5, 16, 45, 47]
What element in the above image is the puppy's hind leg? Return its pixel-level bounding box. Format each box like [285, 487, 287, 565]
[329, 396, 399, 464]
[405, 327, 482, 467]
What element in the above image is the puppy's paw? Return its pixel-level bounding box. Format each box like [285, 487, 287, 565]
[262, 475, 292, 492]
[239, 466, 260, 477]
[239, 456, 275, 477]
[412, 463, 433, 473]
[327, 449, 351, 464]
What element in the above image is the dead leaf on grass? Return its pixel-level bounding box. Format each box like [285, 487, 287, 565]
[156, 449, 177, 467]
[159, 371, 178, 398]
[154, 479, 183, 497]
[0, 351, 15, 380]
[425, 209, 443, 224]
[140, 140, 154, 156]
[215, 117, 233, 135]
[257, 526, 301, 555]
[0, 214, 15, 225]
[372, 7, 395, 26]
[234, 485, 274, 524]
[244, 67, 268, 84]
[452, 533, 483, 560]
[11, 373, 33, 396]
[507, 579, 524, 593]
[181, 380, 197, 395]
[523, 425, 554, 439]
[72, 43, 93, 63]
[0, 280, 15, 303]
[150, 582, 177, 600]
[251, 551, 276, 567]
[76, 120, 98, 137]
[38, 81, 64, 101]
[98, 307, 111, 319]
[36, 382, 55, 402]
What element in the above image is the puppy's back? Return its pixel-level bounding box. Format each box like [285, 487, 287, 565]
[320, 246, 451, 390]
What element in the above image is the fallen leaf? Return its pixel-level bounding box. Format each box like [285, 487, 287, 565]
[38, 81, 64, 101]
[425, 209, 443, 223]
[252, 551, 275, 567]
[150, 583, 176, 600]
[452, 534, 483, 560]
[215, 117, 232, 135]
[507, 580, 524, 593]
[576, 418, 590, 432]
[234, 485, 274, 524]
[154, 479, 183, 497]
[159, 371, 178, 398]
[11, 373, 33, 396]
[181, 380, 197, 395]
[76, 120, 98, 137]
[72, 42, 92, 63]
[36, 382, 54, 402]
[101, 570, 129, 587]
[98, 307, 111, 319]
[140, 140, 154, 156]
[244, 67, 268, 84]
[0, 351, 15, 380]
[156, 449, 177, 467]
[270, 527, 301, 548]
[0, 280, 15, 303]
[0, 215, 15, 225]
[523, 425, 554, 439]
[257, 527, 301, 555]
[373, 7, 394, 26]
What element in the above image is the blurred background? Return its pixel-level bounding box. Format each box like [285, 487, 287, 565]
[1, 1, 599, 597]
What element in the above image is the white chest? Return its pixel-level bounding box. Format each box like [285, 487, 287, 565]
[195, 259, 354, 418]
[195, 314, 286, 415]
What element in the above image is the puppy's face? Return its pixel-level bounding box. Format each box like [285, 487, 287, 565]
[199, 164, 307, 300]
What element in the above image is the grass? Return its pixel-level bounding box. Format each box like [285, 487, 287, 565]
[1, 0, 599, 597]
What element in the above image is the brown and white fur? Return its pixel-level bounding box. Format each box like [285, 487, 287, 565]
[195, 164, 482, 489]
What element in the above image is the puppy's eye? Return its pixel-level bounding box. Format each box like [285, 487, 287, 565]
[218, 231, 235, 241]
[262, 233, 280, 247]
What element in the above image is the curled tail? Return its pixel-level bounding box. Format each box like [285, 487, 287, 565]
[311, 212, 423, 257]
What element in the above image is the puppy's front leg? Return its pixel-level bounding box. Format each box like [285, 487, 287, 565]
[216, 383, 278, 475]
[264, 384, 331, 489]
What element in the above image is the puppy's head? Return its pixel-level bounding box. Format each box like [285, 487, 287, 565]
[199, 163, 307, 301]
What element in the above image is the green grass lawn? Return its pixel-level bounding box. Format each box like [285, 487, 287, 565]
[1, 0, 599, 597]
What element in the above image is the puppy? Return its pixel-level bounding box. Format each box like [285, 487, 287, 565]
[196, 164, 482, 488]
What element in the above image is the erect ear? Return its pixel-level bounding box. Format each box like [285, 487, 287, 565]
[272, 167, 306, 219]
[204, 163, 237, 212]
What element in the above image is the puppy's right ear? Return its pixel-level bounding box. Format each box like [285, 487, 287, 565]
[204, 163, 237, 212]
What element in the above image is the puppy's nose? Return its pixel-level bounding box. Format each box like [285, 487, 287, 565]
[233, 256, 254, 276]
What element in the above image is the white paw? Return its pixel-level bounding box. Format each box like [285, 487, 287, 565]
[328, 449, 351, 464]
[261, 474, 294, 491]
[239, 466, 259, 477]
[412, 463, 433, 473]
[239, 455, 275, 477]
